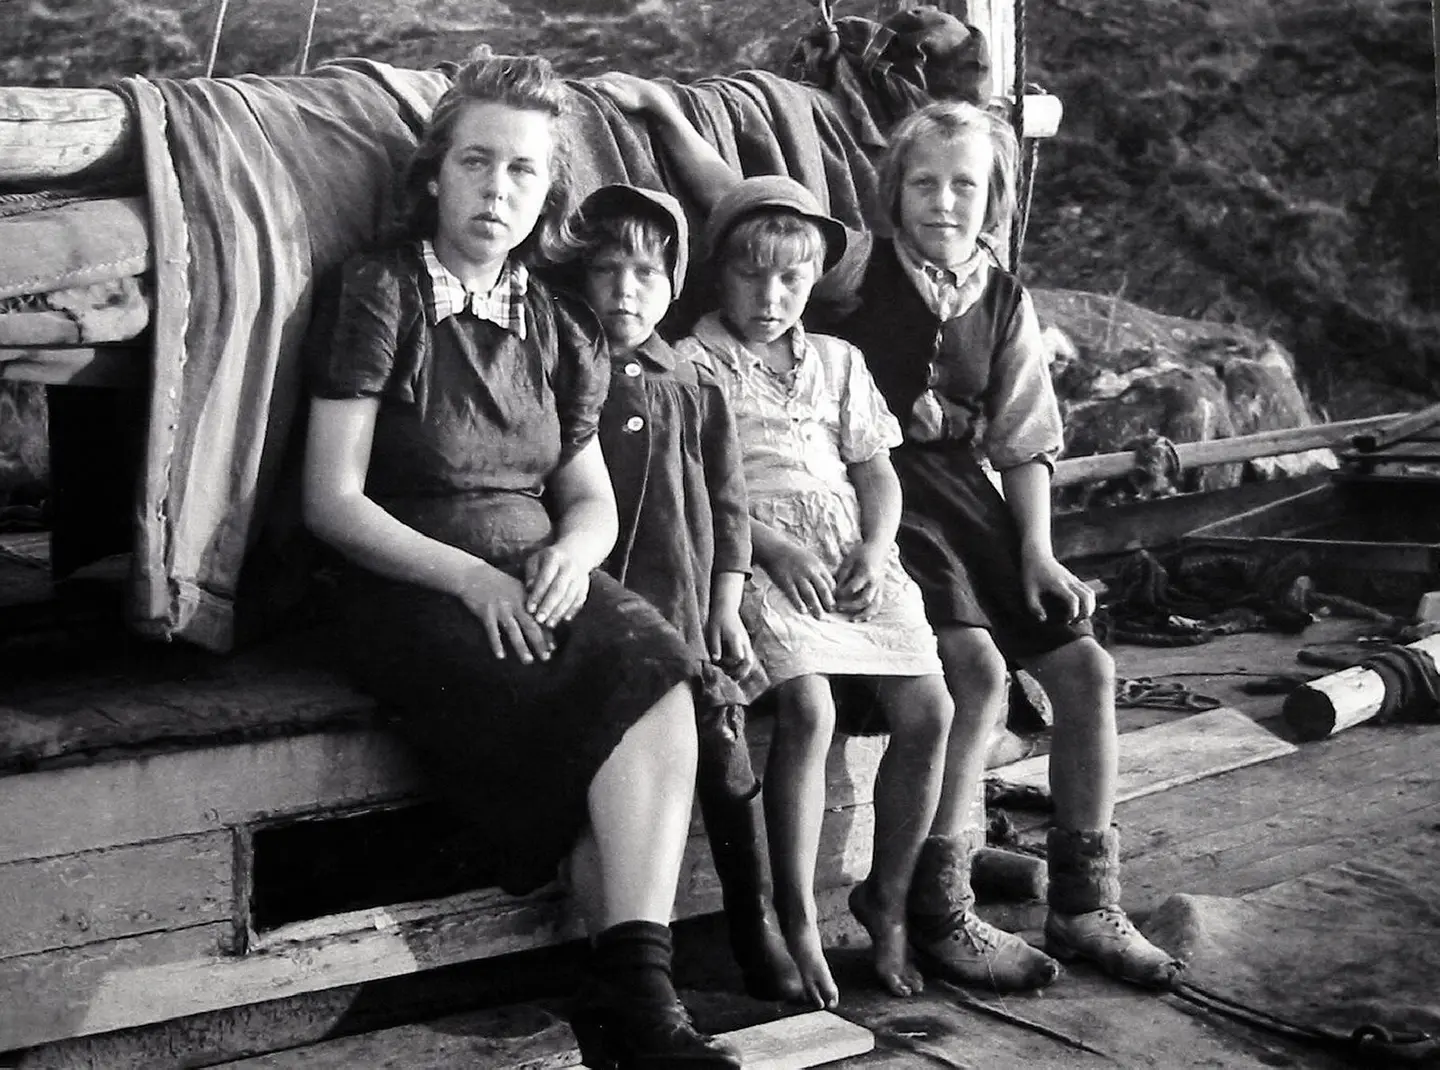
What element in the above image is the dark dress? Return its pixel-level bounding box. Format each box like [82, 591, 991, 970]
[311, 244, 700, 895]
[822, 237, 1092, 661]
[597, 331, 764, 798]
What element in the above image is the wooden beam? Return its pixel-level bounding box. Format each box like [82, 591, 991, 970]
[0, 87, 136, 186]
[1054, 472, 1330, 562]
[0, 832, 232, 960]
[1348, 401, 1440, 452]
[1052, 412, 1405, 488]
[0, 729, 423, 865]
[0, 346, 147, 387]
[992, 707, 1297, 804]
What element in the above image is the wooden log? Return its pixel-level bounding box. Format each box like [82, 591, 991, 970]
[1282, 633, 1440, 741]
[1052, 412, 1405, 488]
[0, 87, 136, 186]
[1349, 401, 1440, 453]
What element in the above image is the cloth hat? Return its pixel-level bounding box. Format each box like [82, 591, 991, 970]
[703, 175, 848, 271]
[576, 184, 690, 294]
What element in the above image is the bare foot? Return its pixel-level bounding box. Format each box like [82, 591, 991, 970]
[779, 914, 840, 1010]
[849, 882, 924, 998]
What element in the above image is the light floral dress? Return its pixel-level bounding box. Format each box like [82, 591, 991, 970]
[677, 313, 943, 685]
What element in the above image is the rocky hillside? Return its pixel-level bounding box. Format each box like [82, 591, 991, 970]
[4, 0, 1433, 416]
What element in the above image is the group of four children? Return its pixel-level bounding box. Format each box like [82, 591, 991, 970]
[303, 53, 1180, 1070]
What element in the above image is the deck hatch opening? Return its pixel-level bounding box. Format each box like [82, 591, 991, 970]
[249, 801, 502, 933]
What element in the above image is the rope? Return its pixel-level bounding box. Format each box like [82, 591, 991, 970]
[1359, 645, 1440, 723]
[1008, 0, 1032, 270]
[205, 0, 231, 78]
[296, 0, 321, 75]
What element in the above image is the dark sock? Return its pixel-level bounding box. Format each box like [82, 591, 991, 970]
[591, 920, 676, 1006]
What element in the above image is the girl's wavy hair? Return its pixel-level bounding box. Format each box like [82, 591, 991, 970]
[874, 99, 1018, 241]
[396, 51, 575, 266]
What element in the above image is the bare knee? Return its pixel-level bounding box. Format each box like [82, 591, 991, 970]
[628, 682, 699, 780]
[937, 627, 1008, 712]
[774, 677, 837, 743]
[882, 676, 954, 744]
[1030, 637, 1114, 698]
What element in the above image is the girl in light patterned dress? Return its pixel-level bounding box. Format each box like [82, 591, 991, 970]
[677, 175, 954, 1012]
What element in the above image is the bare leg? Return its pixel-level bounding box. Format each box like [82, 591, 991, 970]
[586, 683, 698, 928]
[930, 626, 1009, 838]
[764, 675, 840, 1010]
[1021, 637, 1116, 830]
[851, 674, 951, 998]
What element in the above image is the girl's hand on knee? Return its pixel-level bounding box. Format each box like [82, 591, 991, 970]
[458, 561, 555, 663]
[706, 609, 755, 675]
[523, 545, 591, 628]
[766, 542, 836, 618]
[1020, 549, 1096, 624]
[833, 542, 887, 621]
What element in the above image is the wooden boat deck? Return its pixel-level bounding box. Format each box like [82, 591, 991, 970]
[206, 621, 1434, 1070]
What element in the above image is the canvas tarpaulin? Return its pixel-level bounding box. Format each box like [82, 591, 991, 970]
[113, 61, 891, 651]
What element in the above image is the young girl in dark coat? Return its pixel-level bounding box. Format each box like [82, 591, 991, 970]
[564, 181, 803, 1002]
[595, 76, 1183, 994]
[302, 55, 741, 1069]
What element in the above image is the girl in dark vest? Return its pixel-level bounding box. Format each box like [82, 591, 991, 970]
[596, 77, 1182, 994]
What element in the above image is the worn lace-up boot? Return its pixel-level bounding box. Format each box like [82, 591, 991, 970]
[570, 921, 743, 1069]
[1044, 827, 1183, 990]
[907, 828, 1061, 991]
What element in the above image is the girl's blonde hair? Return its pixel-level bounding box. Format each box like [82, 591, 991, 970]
[398, 52, 575, 266]
[875, 100, 1018, 240]
[720, 213, 827, 270]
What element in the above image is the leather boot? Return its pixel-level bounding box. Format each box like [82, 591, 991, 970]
[570, 921, 742, 1069]
[907, 828, 1060, 991]
[1044, 827, 1182, 990]
[699, 784, 805, 1001]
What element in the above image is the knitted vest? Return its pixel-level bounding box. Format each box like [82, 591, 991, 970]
[826, 238, 1023, 445]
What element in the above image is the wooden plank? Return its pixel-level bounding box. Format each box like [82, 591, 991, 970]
[713, 1010, 874, 1070]
[216, 1008, 870, 1070]
[1052, 412, 1403, 487]
[1348, 401, 1440, 452]
[0, 86, 135, 185]
[1124, 752, 1440, 906]
[0, 832, 232, 960]
[1054, 473, 1329, 561]
[991, 707, 1297, 804]
[0, 646, 377, 772]
[0, 922, 231, 1051]
[0, 346, 147, 387]
[0, 729, 421, 865]
[0, 798, 875, 1048]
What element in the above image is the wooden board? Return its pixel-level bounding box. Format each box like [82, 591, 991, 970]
[0, 799, 875, 1050]
[0, 729, 421, 865]
[0, 831, 232, 959]
[214, 1008, 870, 1070]
[991, 707, 1297, 805]
[0, 922, 232, 1051]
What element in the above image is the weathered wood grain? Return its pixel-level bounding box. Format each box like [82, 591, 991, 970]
[0, 87, 135, 185]
[992, 707, 1297, 805]
[0, 729, 421, 865]
[0, 922, 231, 1050]
[0, 832, 232, 960]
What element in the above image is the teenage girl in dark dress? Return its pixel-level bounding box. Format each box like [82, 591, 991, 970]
[302, 55, 741, 1069]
